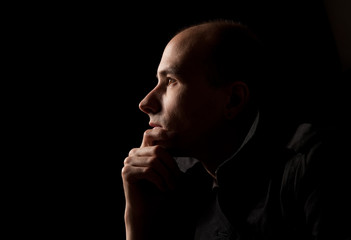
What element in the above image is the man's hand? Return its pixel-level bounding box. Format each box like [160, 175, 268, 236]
[121, 127, 181, 240]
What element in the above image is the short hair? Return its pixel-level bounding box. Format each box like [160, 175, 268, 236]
[181, 19, 267, 105]
[215, 22, 266, 103]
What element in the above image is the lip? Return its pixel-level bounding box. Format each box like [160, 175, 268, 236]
[149, 122, 162, 128]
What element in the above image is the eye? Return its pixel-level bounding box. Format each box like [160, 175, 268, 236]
[167, 78, 177, 86]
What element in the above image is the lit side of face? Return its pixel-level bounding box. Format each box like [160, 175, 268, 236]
[139, 35, 229, 157]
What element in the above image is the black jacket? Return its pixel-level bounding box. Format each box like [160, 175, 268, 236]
[154, 120, 350, 240]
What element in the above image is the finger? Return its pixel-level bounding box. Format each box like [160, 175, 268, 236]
[141, 127, 174, 148]
[151, 145, 181, 178]
[128, 147, 155, 157]
[124, 153, 178, 190]
[125, 156, 176, 190]
[129, 146, 181, 178]
[121, 163, 167, 192]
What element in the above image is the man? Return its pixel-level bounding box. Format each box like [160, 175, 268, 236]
[121, 20, 349, 240]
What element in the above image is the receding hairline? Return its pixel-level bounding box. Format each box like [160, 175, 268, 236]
[169, 19, 261, 56]
[165, 18, 265, 98]
[173, 19, 252, 38]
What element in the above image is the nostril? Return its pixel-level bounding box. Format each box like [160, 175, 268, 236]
[139, 88, 161, 114]
[139, 97, 159, 115]
[139, 99, 150, 114]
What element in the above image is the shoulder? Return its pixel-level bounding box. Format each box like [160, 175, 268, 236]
[284, 122, 341, 173]
[280, 123, 350, 238]
[282, 123, 341, 194]
[286, 122, 336, 153]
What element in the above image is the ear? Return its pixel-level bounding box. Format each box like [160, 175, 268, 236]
[225, 81, 250, 119]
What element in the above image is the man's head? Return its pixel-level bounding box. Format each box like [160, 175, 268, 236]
[139, 20, 264, 160]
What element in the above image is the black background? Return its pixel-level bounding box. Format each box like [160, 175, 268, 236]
[10, 0, 349, 239]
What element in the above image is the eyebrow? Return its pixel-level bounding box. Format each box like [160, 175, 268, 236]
[156, 67, 181, 79]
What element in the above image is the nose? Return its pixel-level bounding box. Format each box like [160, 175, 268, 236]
[139, 89, 161, 114]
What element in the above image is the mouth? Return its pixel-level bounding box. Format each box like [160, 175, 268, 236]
[149, 122, 162, 128]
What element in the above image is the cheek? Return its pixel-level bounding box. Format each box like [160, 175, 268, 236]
[164, 88, 224, 132]
[162, 91, 185, 128]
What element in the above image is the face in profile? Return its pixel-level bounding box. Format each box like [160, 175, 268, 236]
[139, 30, 229, 157]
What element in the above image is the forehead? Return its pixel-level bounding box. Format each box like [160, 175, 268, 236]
[157, 32, 211, 79]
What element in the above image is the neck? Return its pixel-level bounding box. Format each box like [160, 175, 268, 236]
[197, 114, 255, 178]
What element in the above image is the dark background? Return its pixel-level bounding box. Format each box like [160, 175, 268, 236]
[11, 0, 350, 239]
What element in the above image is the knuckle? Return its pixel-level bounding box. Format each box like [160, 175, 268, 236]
[143, 129, 151, 137]
[124, 156, 131, 165]
[121, 165, 130, 178]
[128, 148, 137, 156]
